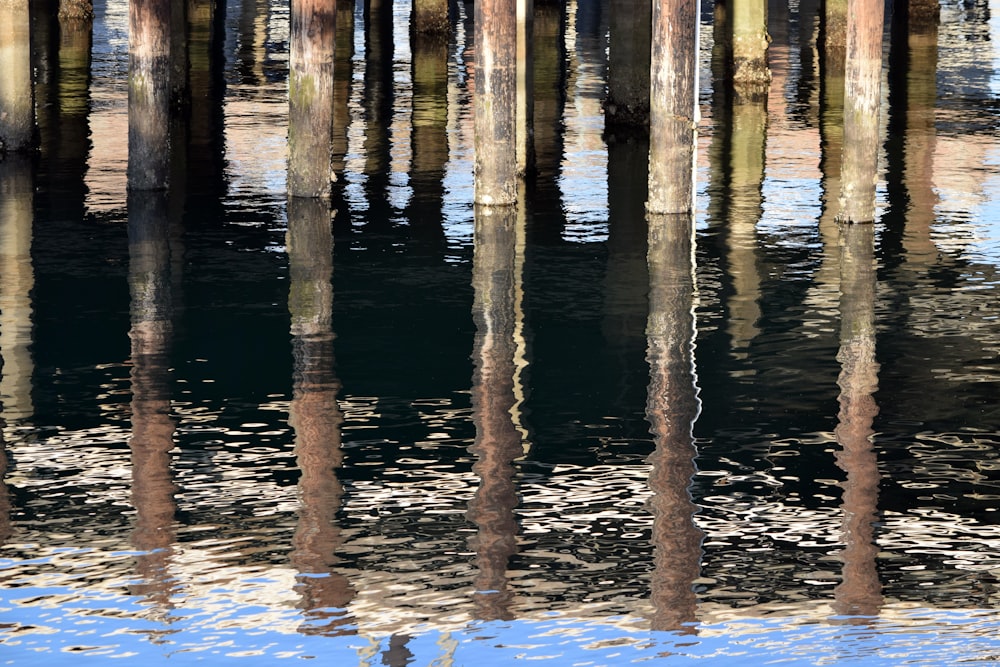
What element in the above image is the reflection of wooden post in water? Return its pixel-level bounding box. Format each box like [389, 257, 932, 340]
[836, 0, 884, 223]
[468, 205, 522, 621]
[605, 0, 650, 128]
[410, 30, 449, 245]
[0, 156, 35, 423]
[0, 0, 35, 152]
[725, 90, 766, 360]
[128, 0, 172, 190]
[474, 0, 517, 205]
[646, 213, 703, 632]
[832, 223, 882, 618]
[289, 0, 336, 198]
[647, 0, 699, 214]
[287, 197, 354, 633]
[128, 191, 178, 612]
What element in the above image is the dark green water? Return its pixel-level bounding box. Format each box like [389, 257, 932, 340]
[1, 0, 999, 663]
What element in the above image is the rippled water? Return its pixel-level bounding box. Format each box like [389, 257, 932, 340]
[2, 0, 1000, 663]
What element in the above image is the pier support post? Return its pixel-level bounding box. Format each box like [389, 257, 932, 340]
[732, 0, 770, 90]
[606, 0, 651, 128]
[837, 0, 884, 223]
[413, 0, 449, 35]
[515, 0, 534, 175]
[474, 0, 518, 205]
[647, 0, 699, 214]
[0, 0, 35, 154]
[128, 0, 172, 189]
[288, 0, 336, 198]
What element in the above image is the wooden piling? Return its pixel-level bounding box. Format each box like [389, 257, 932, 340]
[605, 0, 651, 128]
[128, 0, 172, 189]
[516, 0, 534, 175]
[0, 0, 35, 153]
[413, 0, 449, 35]
[288, 0, 336, 198]
[647, 0, 699, 214]
[474, 0, 518, 206]
[731, 0, 770, 90]
[836, 0, 884, 223]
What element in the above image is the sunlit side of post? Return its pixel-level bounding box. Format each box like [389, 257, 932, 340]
[475, 0, 518, 205]
[0, 0, 35, 153]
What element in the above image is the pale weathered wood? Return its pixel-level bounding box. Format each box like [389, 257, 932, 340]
[128, 0, 172, 189]
[648, 0, 698, 214]
[0, 0, 34, 153]
[837, 0, 884, 223]
[474, 0, 518, 205]
[288, 0, 336, 197]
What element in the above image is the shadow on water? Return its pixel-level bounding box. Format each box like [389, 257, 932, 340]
[1, 0, 1000, 662]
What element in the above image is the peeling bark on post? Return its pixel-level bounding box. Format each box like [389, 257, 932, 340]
[606, 0, 651, 129]
[0, 0, 35, 153]
[128, 0, 172, 189]
[837, 0, 883, 223]
[289, 0, 336, 198]
[647, 0, 699, 214]
[413, 0, 449, 36]
[474, 0, 518, 206]
[731, 0, 770, 92]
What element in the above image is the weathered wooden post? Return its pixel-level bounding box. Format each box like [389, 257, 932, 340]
[288, 0, 336, 198]
[731, 0, 770, 90]
[127, 190, 177, 605]
[0, 0, 35, 153]
[413, 0, 449, 35]
[468, 203, 522, 621]
[529, 1, 566, 231]
[836, 0, 884, 223]
[515, 0, 534, 175]
[128, 0, 172, 189]
[287, 196, 355, 630]
[332, 0, 354, 175]
[823, 0, 848, 62]
[832, 222, 882, 618]
[646, 211, 703, 632]
[0, 156, 35, 422]
[647, 0, 699, 214]
[474, 0, 518, 205]
[606, 0, 651, 128]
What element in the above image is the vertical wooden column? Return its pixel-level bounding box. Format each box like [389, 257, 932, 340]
[332, 0, 354, 175]
[289, 0, 336, 198]
[413, 0, 449, 35]
[647, 0, 699, 214]
[832, 222, 882, 618]
[515, 0, 534, 175]
[0, 0, 35, 153]
[128, 0, 172, 189]
[837, 0, 884, 223]
[474, 0, 518, 205]
[646, 211, 703, 632]
[823, 0, 848, 58]
[731, 0, 770, 89]
[606, 0, 651, 128]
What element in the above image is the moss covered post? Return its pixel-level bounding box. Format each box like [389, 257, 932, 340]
[647, 0, 699, 214]
[413, 0, 449, 36]
[732, 0, 770, 89]
[128, 0, 172, 189]
[289, 0, 336, 198]
[0, 0, 35, 153]
[475, 0, 518, 205]
[836, 0, 883, 223]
